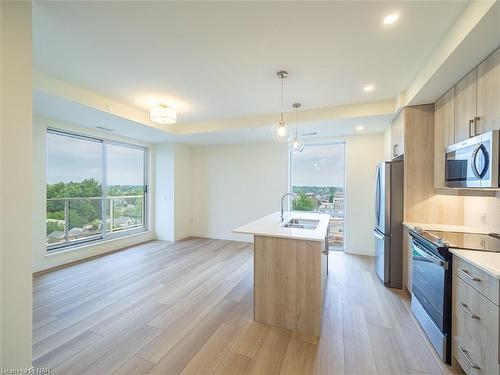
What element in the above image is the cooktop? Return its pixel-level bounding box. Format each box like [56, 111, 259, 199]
[415, 228, 500, 252]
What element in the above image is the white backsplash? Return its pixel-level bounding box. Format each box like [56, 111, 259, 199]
[463, 193, 500, 233]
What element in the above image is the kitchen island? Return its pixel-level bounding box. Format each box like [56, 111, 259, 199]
[233, 211, 330, 338]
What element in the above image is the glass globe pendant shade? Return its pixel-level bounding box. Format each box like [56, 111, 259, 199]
[288, 135, 304, 153]
[272, 120, 292, 143]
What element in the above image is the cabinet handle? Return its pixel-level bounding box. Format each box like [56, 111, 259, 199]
[458, 268, 481, 282]
[393, 144, 398, 158]
[457, 347, 480, 369]
[458, 301, 480, 319]
[469, 119, 476, 138]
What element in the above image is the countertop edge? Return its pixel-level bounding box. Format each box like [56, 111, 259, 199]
[450, 248, 500, 279]
[403, 222, 489, 235]
[233, 211, 330, 242]
[232, 229, 325, 242]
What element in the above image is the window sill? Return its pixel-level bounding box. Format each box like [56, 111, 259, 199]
[45, 230, 153, 257]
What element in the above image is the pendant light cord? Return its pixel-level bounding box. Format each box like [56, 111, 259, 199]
[280, 76, 284, 123]
[295, 106, 298, 137]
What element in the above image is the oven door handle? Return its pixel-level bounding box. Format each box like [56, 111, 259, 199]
[412, 242, 448, 269]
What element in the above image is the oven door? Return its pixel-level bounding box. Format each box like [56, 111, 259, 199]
[411, 240, 447, 332]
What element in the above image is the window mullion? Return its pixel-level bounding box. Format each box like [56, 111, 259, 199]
[101, 140, 107, 240]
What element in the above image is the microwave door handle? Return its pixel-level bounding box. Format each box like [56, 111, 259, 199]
[471, 144, 489, 179]
[412, 242, 447, 268]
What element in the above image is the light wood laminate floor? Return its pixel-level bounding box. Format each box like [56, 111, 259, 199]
[33, 238, 458, 374]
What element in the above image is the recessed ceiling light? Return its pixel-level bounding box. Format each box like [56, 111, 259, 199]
[363, 85, 375, 92]
[356, 126, 364, 131]
[383, 13, 399, 25]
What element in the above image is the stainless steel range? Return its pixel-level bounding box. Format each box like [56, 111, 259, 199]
[408, 228, 500, 364]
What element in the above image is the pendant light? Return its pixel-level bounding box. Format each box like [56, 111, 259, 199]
[272, 71, 292, 143]
[289, 102, 304, 152]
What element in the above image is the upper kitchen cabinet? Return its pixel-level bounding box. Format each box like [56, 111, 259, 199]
[454, 69, 477, 143]
[477, 48, 500, 134]
[391, 110, 405, 158]
[434, 88, 454, 189]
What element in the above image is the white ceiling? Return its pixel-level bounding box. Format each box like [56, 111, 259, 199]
[33, 1, 468, 125]
[34, 90, 391, 145]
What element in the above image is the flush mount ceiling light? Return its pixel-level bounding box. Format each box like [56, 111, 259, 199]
[383, 13, 399, 25]
[289, 103, 305, 153]
[356, 125, 365, 131]
[150, 103, 177, 124]
[363, 84, 375, 92]
[272, 71, 292, 143]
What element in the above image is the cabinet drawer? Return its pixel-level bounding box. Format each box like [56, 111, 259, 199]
[454, 256, 499, 306]
[453, 275, 500, 375]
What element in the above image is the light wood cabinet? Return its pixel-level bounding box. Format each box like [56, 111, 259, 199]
[477, 48, 500, 134]
[454, 69, 477, 143]
[452, 267, 500, 375]
[402, 227, 412, 293]
[434, 88, 455, 189]
[391, 110, 405, 158]
[403, 104, 435, 223]
[254, 235, 326, 338]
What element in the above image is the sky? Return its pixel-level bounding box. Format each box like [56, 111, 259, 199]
[47, 133, 144, 185]
[291, 143, 345, 187]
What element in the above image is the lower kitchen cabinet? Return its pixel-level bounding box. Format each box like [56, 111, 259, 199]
[452, 257, 500, 375]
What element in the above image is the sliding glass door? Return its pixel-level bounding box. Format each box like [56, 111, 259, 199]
[290, 142, 345, 251]
[46, 129, 147, 251]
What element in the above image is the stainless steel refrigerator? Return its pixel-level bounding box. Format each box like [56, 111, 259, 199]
[373, 159, 403, 288]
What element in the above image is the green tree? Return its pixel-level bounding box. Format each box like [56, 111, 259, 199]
[47, 221, 64, 235]
[292, 193, 317, 211]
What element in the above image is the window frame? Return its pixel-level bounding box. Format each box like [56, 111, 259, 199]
[46, 128, 149, 252]
[288, 141, 346, 250]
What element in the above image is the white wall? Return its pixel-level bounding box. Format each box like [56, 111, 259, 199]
[462, 193, 500, 233]
[32, 118, 155, 272]
[341, 133, 384, 254]
[154, 144, 175, 241]
[174, 144, 193, 240]
[191, 142, 289, 242]
[154, 143, 192, 241]
[0, 1, 33, 367]
[190, 134, 384, 254]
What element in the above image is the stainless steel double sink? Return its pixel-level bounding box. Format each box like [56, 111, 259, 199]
[282, 218, 320, 230]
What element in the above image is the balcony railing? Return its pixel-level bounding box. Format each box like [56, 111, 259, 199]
[328, 217, 344, 248]
[46, 195, 144, 247]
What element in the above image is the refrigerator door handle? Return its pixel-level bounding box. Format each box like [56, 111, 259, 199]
[373, 229, 384, 240]
[375, 166, 381, 227]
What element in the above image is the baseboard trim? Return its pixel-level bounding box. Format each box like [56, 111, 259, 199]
[344, 249, 375, 256]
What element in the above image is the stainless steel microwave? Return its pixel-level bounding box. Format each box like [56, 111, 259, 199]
[445, 130, 499, 188]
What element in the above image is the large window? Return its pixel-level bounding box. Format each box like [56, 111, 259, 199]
[290, 142, 345, 250]
[46, 130, 148, 250]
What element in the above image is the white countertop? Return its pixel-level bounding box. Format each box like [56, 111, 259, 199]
[450, 248, 500, 279]
[233, 211, 330, 242]
[403, 222, 488, 234]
